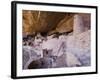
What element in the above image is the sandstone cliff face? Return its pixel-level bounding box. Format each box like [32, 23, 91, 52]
[56, 14, 74, 33]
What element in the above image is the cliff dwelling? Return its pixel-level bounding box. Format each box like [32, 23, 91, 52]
[22, 10, 91, 69]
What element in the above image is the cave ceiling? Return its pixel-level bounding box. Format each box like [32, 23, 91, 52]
[23, 10, 90, 35]
[23, 10, 75, 34]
